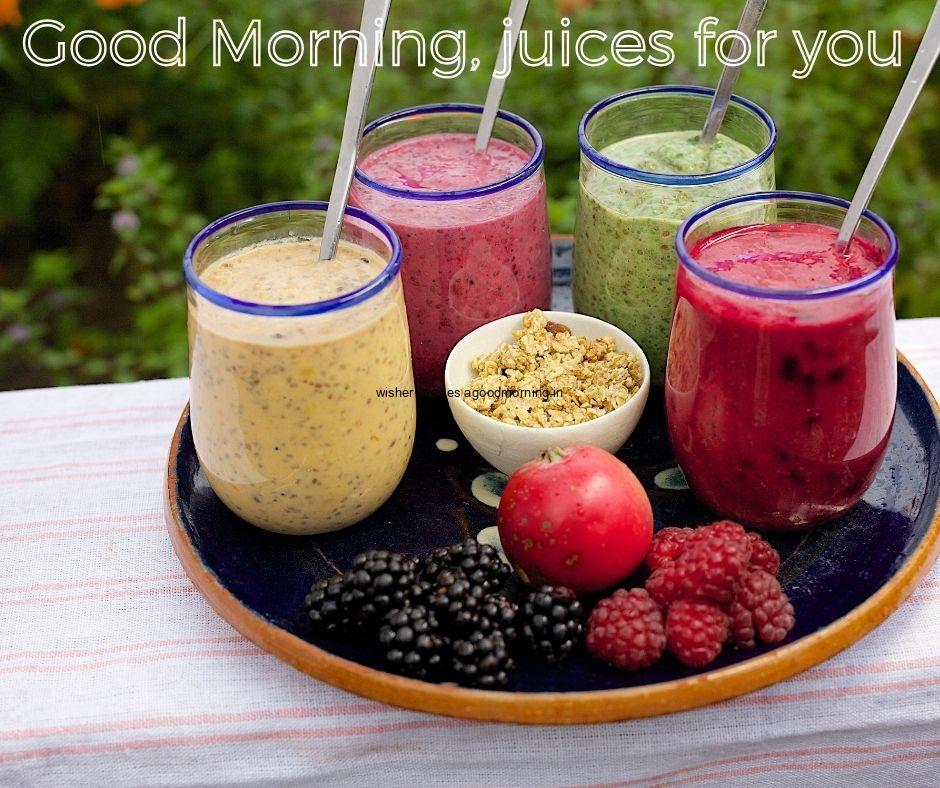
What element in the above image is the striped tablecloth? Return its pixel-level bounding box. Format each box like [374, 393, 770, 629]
[2, 318, 939, 788]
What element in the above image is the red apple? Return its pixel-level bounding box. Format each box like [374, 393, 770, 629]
[497, 445, 653, 593]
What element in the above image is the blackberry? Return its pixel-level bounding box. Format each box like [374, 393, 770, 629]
[451, 629, 514, 688]
[405, 578, 432, 606]
[475, 592, 519, 643]
[426, 569, 486, 631]
[305, 575, 348, 633]
[421, 539, 512, 592]
[378, 605, 446, 679]
[340, 550, 418, 627]
[521, 586, 585, 664]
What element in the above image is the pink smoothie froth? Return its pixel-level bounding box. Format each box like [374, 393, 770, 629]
[359, 133, 530, 192]
[690, 222, 883, 291]
[352, 131, 551, 394]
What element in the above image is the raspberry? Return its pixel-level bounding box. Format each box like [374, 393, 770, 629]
[645, 531, 750, 606]
[746, 532, 781, 576]
[666, 600, 729, 667]
[725, 599, 756, 649]
[737, 569, 795, 644]
[646, 527, 694, 570]
[684, 520, 751, 555]
[586, 589, 665, 671]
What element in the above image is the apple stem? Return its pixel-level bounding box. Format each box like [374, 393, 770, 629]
[542, 446, 567, 464]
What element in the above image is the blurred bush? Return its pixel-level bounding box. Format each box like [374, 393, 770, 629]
[0, 0, 938, 388]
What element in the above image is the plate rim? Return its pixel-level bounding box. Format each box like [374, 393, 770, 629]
[165, 352, 940, 725]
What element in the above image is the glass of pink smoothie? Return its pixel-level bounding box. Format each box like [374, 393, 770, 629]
[666, 192, 898, 530]
[350, 103, 552, 395]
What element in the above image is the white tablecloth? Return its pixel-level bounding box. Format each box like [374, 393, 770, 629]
[2, 318, 939, 788]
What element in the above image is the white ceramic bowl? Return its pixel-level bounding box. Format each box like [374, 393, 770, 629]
[443, 311, 650, 475]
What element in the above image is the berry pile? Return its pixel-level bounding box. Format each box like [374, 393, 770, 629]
[305, 540, 584, 688]
[586, 521, 795, 669]
[306, 524, 793, 683]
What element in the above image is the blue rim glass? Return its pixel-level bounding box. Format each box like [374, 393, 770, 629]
[183, 201, 403, 317]
[353, 102, 544, 201]
[675, 191, 899, 301]
[578, 85, 777, 187]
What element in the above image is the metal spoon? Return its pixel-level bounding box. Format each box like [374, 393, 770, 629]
[320, 0, 392, 261]
[700, 0, 769, 144]
[837, 0, 940, 250]
[475, 0, 530, 152]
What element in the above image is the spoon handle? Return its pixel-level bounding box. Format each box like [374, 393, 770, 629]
[838, 1, 940, 248]
[700, 0, 769, 144]
[320, 0, 391, 261]
[475, 0, 530, 153]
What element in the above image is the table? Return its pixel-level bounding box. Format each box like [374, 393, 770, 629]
[2, 318, 939, 788]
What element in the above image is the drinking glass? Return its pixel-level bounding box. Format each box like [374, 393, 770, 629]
[350, 103, 552, 394]
[574, 85, 776, 384]
[666, 192, 898, 529]
[185, 201, 415, 534]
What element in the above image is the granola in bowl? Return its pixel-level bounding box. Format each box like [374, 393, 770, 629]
[461, 310, 644, 427]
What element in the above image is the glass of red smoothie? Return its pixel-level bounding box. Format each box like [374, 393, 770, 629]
[667, 192, 898, 530]
[350, 103, 552, 395]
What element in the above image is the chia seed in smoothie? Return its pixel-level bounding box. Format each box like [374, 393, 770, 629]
[574, 130, 773, 383]
[351, 131, 551, 394]
[189, 237, 416, 535]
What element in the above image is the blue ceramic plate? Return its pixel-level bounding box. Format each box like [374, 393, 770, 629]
[166, 240, 940, 724]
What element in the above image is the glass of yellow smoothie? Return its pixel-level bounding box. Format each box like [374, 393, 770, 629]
[184, 202, 415, 535]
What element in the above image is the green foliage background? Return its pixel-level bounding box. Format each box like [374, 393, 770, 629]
[1, 0, 938, 389]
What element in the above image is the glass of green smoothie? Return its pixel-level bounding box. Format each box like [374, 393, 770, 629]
[574, 85, 776, 384]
